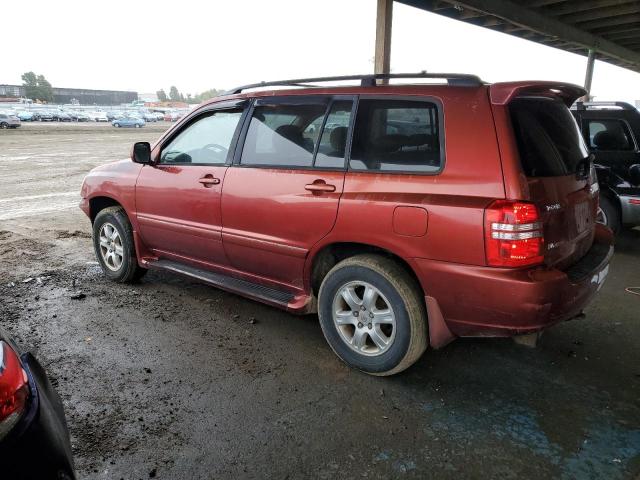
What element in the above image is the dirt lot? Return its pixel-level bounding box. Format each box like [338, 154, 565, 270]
[1, 122, 639, 479]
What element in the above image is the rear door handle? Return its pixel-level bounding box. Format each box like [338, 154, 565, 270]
[305, 181, 336, 193]
[198, 175, 220, 187]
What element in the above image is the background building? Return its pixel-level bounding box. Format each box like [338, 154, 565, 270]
[0, 84, 137, 105]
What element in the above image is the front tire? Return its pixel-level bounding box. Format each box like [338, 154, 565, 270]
[93, 206, 147, 283]
[318, 254, 428, 376]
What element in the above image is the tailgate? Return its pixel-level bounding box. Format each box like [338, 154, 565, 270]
[508, 96, 598, 268]
[528, 175, 597, 268]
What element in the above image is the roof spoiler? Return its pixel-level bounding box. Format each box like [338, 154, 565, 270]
[489, 81, 586, 107]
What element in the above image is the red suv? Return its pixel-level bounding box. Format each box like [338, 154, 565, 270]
[80, 73, 613, 376]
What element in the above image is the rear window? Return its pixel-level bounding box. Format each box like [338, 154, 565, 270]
[350, 99, 441, 173]
[509, 97, 589, 177]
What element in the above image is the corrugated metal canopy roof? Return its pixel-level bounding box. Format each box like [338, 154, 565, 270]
[396, 0, 640, 73]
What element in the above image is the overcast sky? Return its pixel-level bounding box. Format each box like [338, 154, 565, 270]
[3, 0, 640, 102]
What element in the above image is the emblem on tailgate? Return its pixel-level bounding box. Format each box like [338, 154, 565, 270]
[545, 203, 561, 211]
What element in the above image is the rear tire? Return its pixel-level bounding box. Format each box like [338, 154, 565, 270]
[318, 254, 428, 376]
[93, 206, 147, 283]
[0, 122, 8, 129]
[598, 194, 621, 234]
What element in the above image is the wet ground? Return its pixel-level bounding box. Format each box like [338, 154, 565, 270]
[1, 122, 639, 479]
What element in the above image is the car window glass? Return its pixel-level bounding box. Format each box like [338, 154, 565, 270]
[510, 98, 588, 177]
[350, 99, 441, 173]
[587, 119, 634, 151]
[240, 101, 327, 167]
[161, 110, 242, 165]
[315, 101, 353, 169]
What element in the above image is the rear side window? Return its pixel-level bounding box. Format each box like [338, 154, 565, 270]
[350, 99, 441, 173]
[509, 98, 589, 177]
[315, 100, 353, 169]
[587, 119, 635, 151]
[240, 99, 328, 168]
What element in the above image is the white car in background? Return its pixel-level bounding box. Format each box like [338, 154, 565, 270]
[90, 111, 109, 122]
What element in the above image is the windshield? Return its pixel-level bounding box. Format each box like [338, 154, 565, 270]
[509, 97, 589, 177]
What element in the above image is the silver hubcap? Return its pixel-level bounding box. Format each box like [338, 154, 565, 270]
[332, 281, 396, 356]
[98, 222, 124, 271]
[596, 206, 608, 226]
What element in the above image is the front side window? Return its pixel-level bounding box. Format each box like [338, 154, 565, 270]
[160, 109, 242, 165]
[350, 99, 441, 173]
[587, 119, 635, 151]
[240, 99, 328, 168]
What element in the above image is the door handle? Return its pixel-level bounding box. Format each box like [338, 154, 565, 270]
[305, 181, 336, 193]
[198, 175, 220, 187]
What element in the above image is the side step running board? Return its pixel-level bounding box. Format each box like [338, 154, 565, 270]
[148, 259, 295, 306]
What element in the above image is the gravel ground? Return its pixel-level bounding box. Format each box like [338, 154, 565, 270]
[1, 122, 639, 479]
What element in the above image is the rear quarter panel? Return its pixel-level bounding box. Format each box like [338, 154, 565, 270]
[306, 87, 505, 289]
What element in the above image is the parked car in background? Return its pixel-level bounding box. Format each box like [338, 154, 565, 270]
[0, 329, 76, 479]
[16, 111, 35, 122]
[38, 111, 54, 122]
[163, 111, 180, 122]
[0, 112, 21, 129]
[80, 73, 613, 376]
[75, 112, 90, 122]
[106, 111, 123, 121]
[90, 111, 109, 122]
[57, 111, 72, 122]
[112, 115, 145, 128]
[142, 112, 157, 122]
[153, 112, 164, 121]
[571, 101, 640, 232]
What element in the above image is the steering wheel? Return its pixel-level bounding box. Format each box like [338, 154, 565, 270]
[202, 143, 228, 162]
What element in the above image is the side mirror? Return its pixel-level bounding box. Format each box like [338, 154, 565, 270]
[629, 164, 640, 186]
[132, 142, 151, 164]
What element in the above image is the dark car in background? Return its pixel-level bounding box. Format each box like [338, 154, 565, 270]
[75, 112, 91, 122]
[57, 111, 72, 122]
[38, 111, 54, 122]
[106, 111, 123, 122]
[571, 101, 640, 232]
[0, 329, 75, 479]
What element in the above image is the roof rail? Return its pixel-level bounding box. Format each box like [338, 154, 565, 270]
[223, 72, 483, 95]
[574, 101, 636, 111]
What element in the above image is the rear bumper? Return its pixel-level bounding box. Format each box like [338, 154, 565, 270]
[411, 225, 614, 337]
[620, 194, 640, 226]
[0, 353, 75, 479]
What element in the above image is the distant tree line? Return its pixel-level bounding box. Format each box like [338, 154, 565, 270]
[21, 72, 54, 102]
[156, 86, 222, 104]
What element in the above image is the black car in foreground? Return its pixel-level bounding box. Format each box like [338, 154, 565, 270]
[572, 101, 640, 232]
[0, 329, 75, 479]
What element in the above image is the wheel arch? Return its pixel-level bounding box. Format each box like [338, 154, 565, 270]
[308, 242, 424, 299]
[89, 196, 123, 223]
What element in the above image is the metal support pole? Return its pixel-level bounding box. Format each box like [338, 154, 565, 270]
[374, 0, 393, 76]
[581, 49, 596, 102]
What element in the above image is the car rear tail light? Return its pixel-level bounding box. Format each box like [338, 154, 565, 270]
[484, 200, 544, 267]
[0, 341, 29, 440]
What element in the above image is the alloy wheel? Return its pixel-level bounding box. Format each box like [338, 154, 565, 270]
[331, 281, 396, 356]
[98, 222, 124, 271]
